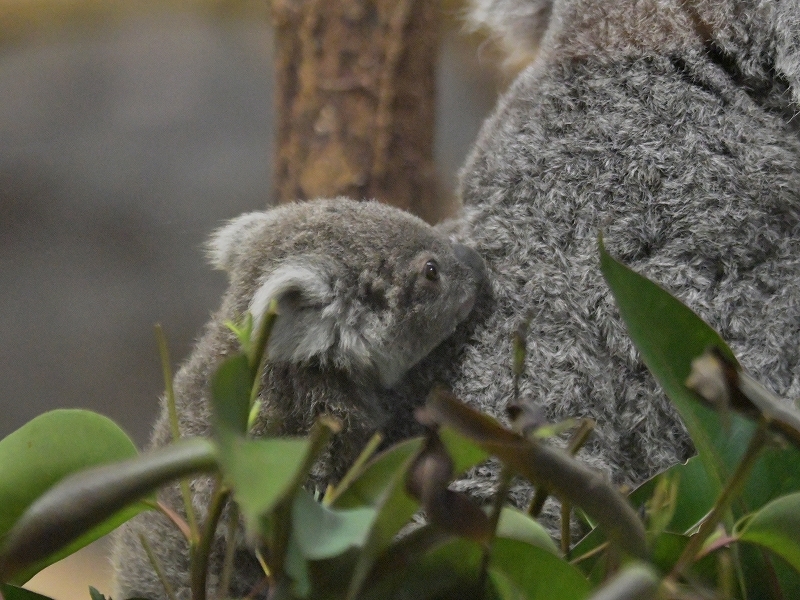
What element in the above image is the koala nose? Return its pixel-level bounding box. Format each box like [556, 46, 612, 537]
[454, 243, 487, 284]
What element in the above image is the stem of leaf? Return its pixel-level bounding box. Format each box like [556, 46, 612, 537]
[218, 502, 240, 599]
[140, 533, 178, 600]
[156, 324, 200, 541]
[249, 307, 277, 411]
[479, 466, 513, 591]
[191, 479, 231, 600]
[560, 500, 572, 557]
[323, 432, 383, 506]
[670, 417, 769, 580]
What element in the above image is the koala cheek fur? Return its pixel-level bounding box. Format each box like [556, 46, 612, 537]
[440, 0, 800, 521]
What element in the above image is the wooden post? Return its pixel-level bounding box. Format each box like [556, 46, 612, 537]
[271, 0, 442, 221]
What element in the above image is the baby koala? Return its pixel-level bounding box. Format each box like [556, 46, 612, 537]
[112, 197, 487, 600]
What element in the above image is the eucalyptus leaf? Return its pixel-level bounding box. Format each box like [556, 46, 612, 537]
[424, 390, 648, 560]
[292, 488, 375, 560]
[495, 507, 559, 555]
[332, 438, 423, 509]
[0, 584, 55, 600]
[438, 425, 490, 476]
[488, 568, 528, 600]
[737, 492, 800, 574]
[211, 354, 253, 436]
[599, 238, 737, 495]
[0, 410, 138, 539]
[599, 240, 800, 519]
[585, 563, 659, 600]
[0, 437, 217, 583]
[284, 532, 312, 599]
[0, 410, 147, 583]
[359, 538, 483, 600]
[337, 440, 423, 600]
[491, 538, 590, 600]
[5, 505, 143, 587]
[88, 587, 107, 600]
[219, 434, 313, 532]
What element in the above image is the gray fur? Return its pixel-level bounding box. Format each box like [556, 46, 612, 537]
[111, 198, 486, 600]
[442, 0, 800, 513]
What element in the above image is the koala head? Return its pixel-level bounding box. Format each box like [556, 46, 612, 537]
[207, 198, 486, 388]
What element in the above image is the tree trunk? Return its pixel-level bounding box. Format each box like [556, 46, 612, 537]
[271, 0, 443, 222]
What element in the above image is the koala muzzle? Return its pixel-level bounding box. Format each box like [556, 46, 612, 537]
[454, 243, 488, 285]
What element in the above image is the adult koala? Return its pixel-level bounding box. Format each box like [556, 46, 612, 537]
[440, 0, 800, 506]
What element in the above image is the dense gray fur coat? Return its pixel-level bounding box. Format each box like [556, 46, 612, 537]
[111, 198, 486, 600]
[438, 0, 800, 508]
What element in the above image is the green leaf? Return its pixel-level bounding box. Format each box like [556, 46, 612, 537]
[332, 439, 423, 600]
[495, 507, 559, 555]
[284, 533, 312, 599]
[599, 238, 736, 494]
[584, 563, 659, 600]
[332, 438, 422, 510]
[439, 425, 490, 476]
[488, 568, 529, 600]
[219, 434, 314, 532]
[0, 437, 217, 584]
[211, 354, 253, 436]
[424, 390, 648, 560]
[87, 587, 107, 600]
[491, 538, 590, 600]
[360, 538, 483, 600]
[365, 536, 589, 600]
[0, 584, 55, 600]
[599, 240, 800, 519]
[635, 457, 716, 534]
[737, 492, 800, 574]
[292, 488, 375, 560]
[0, 410, 147, 583]
[0, 410, 139, 539]
[5, 505, 145, 587]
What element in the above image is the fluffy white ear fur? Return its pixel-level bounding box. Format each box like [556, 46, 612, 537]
[206, 212, 271, 272]
[249, 261, 373, 370]
[467, 0, 554, 63]
[249, 262, 336, 364]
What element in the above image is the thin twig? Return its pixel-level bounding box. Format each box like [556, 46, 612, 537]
[217, 502, 240, 599]
[156, 324, 200, 541]
[323, 432, 383, 505]
[478, 467, 513, 592]
[191, 480, 231, 600]
[140, 533, 178, 600]
[145, 499, 193, 542]
[560, 500, 572, 557]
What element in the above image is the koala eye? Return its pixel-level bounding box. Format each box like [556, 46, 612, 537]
[422, 259, 440, 282]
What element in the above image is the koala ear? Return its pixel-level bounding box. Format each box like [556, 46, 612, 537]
[206, 212, 271, 272]
[249, 260, 342, 365]
[467, 0, 554, 64]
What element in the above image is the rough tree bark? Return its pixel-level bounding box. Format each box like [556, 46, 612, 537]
[271, 0, 444, 222]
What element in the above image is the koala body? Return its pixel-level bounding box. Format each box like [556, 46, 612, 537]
[441, 0, 800, 508]
[112, 198, 486, 600]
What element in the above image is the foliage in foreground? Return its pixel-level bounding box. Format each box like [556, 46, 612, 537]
[2, 241, 800, 599]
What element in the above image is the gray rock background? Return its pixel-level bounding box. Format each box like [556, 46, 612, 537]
[0, 8, 499, 447]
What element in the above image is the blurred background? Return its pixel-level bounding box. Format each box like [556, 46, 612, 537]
[1, 2, 502, 598]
